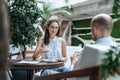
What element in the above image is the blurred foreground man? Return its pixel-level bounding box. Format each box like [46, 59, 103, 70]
[70, 13, 117, 80]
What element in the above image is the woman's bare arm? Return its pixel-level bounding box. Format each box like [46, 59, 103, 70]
[32, 37, 48, 60]
[58, 38, 67, 62]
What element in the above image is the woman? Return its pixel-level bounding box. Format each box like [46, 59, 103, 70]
[32, 19, 68, 77]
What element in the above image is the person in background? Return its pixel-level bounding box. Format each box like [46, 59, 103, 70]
[70, 13, 117, 70]
[32, 19, 68, 79]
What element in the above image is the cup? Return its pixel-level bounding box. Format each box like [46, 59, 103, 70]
[48, 55, 57, 62]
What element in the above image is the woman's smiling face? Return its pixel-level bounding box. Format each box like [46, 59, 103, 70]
[48, 22, 59, 39]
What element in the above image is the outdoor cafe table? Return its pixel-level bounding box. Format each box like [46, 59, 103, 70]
[8, 59, 64, 80]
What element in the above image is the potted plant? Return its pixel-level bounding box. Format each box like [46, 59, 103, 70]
[8, 0, 42, 59]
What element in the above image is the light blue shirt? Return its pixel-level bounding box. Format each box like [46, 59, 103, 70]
[95, 36, 117, 47]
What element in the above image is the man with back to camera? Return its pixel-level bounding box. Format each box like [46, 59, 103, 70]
[68, 13, 118, 80]
[70, 13, 117, 76]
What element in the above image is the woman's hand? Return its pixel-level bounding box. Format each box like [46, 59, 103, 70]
[38, 49, 49, 53]
[33, 49, 49, 60]
[36, 55, 42, 60]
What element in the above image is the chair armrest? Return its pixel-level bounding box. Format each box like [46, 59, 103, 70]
[35, 66, 100, 80]
[8, 52, 20, 59]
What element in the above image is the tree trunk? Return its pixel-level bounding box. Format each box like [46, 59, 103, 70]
[22, 45, 26, 59]
[0, 0, 9, 80]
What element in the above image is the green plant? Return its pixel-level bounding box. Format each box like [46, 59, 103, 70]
[8, 0, 42, 59]
[39, 3, 72, 27]
[113, 0, 120, 17]
[112, 0, 120, 39]
[101, 46, 120, 80]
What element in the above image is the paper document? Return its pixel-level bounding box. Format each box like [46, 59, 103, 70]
[17, 60, 39, 64]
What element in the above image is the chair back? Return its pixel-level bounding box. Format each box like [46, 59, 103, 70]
[8, 45, 23, 60]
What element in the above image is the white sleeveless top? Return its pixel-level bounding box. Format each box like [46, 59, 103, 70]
[41, 36, 63, 59]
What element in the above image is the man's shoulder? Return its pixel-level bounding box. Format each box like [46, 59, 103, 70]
[83, 44, 111, 51]
[96, 37, 117, 46]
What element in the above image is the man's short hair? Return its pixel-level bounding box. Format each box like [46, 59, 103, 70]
[91, 13, 113, 32]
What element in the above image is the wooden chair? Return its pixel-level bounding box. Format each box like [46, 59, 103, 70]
[7, 50, 35, 80]
[8, 52, 21, 59]
[6, 69, 14, 80]
[35, 66, 100, 80]
[8, 50, 35, 60]
[7, 52, 19, 80]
